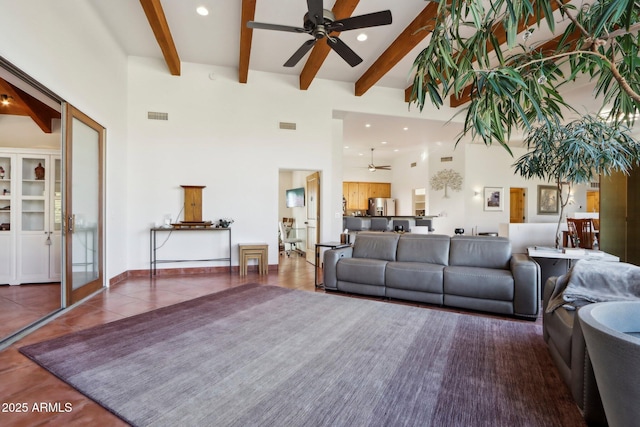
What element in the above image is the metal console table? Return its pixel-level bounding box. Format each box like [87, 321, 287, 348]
[149, 227, 232, 277]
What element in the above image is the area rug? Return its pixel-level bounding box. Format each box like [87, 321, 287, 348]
[20, 284, 585, 426]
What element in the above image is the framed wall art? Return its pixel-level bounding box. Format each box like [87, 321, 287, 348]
[483, 187, 504, 211]
[537, 185, 559, 214]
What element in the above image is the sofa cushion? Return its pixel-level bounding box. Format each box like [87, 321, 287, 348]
[396, 234, 450, 265]
[444, 266, 514, 301]
[449, 236, 511, 269]
[352, 233, 399, 261]
[385, 262, 445, 294]
[337, 258, 388, 286]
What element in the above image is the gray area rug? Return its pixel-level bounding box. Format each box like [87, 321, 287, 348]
[20, 284, 584, 426]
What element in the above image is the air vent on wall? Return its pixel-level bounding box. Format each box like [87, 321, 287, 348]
[279, 122, 297, 130]
[148, 111, 168, 121]
[440, 156, 453, 162]
[590, 182, 600, 188]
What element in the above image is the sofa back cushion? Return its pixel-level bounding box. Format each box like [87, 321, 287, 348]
[449, 236, 511, 269]
[396, 234, 450, 265]
[352, 233, 400, 261]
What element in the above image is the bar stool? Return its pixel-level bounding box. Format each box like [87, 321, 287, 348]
[239, 243, 268, 276]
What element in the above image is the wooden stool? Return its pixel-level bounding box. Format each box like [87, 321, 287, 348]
[239, 243, 268, 276]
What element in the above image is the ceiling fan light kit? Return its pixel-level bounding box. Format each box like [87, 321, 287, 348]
[247, 0, 392, 68]
[368, 148, 391, 172]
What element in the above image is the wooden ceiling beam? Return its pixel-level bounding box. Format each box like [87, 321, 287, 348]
[0, 78, 60, 133]
[239, 0, 257, 83]
[299, 0, 360, 90]
[355, 3, 439, 97]
[140, 0, 181, 76]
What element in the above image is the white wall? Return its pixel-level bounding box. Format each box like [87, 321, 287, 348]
[125, 57, 430, 270]
[0, 0, 129, 282]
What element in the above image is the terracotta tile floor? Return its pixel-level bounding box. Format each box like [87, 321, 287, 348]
[0, 255, 316, 426]
[0, 283, 61, 338]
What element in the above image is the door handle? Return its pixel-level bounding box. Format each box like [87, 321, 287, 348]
[68, 214, 75, 234]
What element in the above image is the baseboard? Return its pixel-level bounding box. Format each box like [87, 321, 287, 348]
[109, 264, 279, 286]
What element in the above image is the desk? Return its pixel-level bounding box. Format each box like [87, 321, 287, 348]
[150, 227, 232, 277]
[527, 247, 619, 286]
[315, 242, 350, 288]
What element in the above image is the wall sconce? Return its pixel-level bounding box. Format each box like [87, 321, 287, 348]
[0, 94, 12, 106]
[473, 190, 481, 198]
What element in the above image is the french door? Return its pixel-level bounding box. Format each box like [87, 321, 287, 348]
[64, 104, 104, 306]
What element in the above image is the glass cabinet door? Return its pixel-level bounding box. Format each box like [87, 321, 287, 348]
[0, 155, 11, 230]
[21, 156, 47, 232]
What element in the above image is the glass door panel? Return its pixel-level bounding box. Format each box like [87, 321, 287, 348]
[64, 104, 104, 305]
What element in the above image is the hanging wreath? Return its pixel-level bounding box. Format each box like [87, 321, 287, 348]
[430, 169, 463, 198]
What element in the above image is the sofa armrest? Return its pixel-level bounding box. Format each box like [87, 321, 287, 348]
[510, 254, 541, 318]
[323, 246, 353, 290]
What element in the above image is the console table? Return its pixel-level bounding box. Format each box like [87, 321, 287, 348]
[149, 227, 232, 277]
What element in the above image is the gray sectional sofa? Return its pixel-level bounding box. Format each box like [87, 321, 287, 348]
[323, 232, 541, 319]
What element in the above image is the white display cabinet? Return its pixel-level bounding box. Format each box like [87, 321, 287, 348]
[0, 150, 61, 285]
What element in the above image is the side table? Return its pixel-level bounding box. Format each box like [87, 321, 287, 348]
[315, 242, 350, 288]
[239, 243, 268, 276]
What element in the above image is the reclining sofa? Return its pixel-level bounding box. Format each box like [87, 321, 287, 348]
[543, 278, 608, 426]
[323, 233, 540, 319]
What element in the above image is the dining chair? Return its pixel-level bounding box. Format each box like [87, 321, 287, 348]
[566, 218, 595, 249]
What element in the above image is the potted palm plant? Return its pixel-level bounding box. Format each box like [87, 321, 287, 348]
[513, 115, 640, 248]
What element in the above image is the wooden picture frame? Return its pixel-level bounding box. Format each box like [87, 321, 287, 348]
[537, 185, 559, 214]
[483, 187, 504, 211]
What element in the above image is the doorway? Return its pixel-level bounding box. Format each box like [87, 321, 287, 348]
[0, 58, 106, 346]
[510, 187, 526, 223]
[0, 57, 63, 343]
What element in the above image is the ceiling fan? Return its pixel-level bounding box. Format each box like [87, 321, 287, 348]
[368, 148, 391, 172]
[247, 0, 392, 67]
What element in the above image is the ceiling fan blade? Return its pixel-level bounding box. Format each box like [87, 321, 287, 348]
[329, 10, 392, 32]
[284, 39, 316, 67]
[306, 0, 324, 25]
[327, 37, 362, 67]
[247, 21, 307, 33]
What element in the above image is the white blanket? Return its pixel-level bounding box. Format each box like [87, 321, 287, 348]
[546, 259, 640, 312]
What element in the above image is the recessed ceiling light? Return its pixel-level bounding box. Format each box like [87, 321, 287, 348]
[196, 6, 209, 16]
[365, 123, 371, 128]
[403, 127, 408, 131]
[381, 141, 388, 144]
[344, 145, 349, 149]
[357, 33, 368, 42]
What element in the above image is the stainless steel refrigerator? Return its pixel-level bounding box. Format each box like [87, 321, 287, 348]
[368, 198, 396, 216]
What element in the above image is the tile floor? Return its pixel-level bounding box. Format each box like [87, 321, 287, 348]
[0, 284, 61, 339]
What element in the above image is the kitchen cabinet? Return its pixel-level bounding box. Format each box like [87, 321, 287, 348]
[343, 181, 391, 211]
[0, 150, 61, 285]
